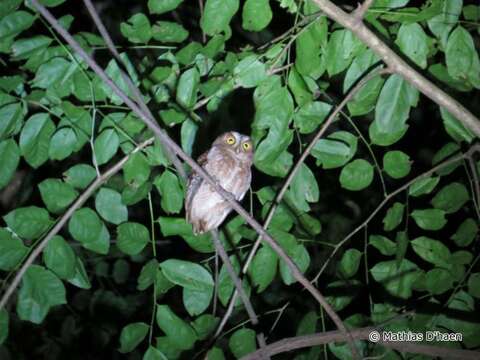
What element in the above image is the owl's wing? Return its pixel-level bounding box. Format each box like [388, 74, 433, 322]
[185, 150, 209, 222]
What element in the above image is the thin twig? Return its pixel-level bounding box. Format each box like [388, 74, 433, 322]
[25, 3, 357, 357]
[353, 0, 374, 22]
[216, 66, 390, 338]
[0, 137, 154, 311]
[210, 230, 269, 359]
[311, 0, 480, 137]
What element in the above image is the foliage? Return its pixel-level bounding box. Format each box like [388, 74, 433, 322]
[0, 0, 479, 359]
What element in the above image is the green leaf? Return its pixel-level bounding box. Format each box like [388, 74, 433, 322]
[287, 163, 319, 212]
[102, 53, 139, 105]
[325, 29, 364, 76]
[160, 259, 214, 291]
[339, 159, 374, 191]
[117, 222, 149, 256]
[411, 236, 451, 267]
[16, 265, 66, 324]
[408, 176, 440, 197]
[234, 55, 268, 88]
[20, 113, 55, 168]
[218, 255, 250, 306]
[43, 235, 76, 279]
[0, 0, 22, 18]
[370, 259, 420, 299]
[432, 142, 461, 176]
[373, 0, 409, 8]
[152, 21, 189, 43]
[373, 74, 417, 135]
[63, 164, 96, 190]
[249, 245, 277, 292]
[176, 68, 199, 108]
[431, 182, 469, 214]
[200, 0, 239, 36]
[242, 0, 272, 32]
[369, 121, 408, 147]
[325, 280, 361, 312]
[38, 178, 78, 214]
[154, 170, 184, 214]
[95, 187, 128, 224]
[279, 243, 310, 285]
[4, 206, 52, 240]
[395, 23, 429, 69]
[445, 25, 480, 88]
[94, 129, 119, 166]
[293, 101, 331, 134]
[68, 208, 110, 254]
[427, 0, 462, 47]
[12, 35, 53, 60]
[383, 150, 411, 179]
[295, 16, 326, 77]
[0, 228, 28, 270]
[369, 235, 397, 256]
[137, 259, 158, 291]
[411, 209, 447, 231]
[0, 139, 20, 190]
[32, 57, 71, 89]
[143, 346, 168, 360]
[120, 13, 151, 44]
[0, 103, 23, 141]
[451, 250, 473, 265]
[425, 268, 454, 295]
[49, 127, 77, 161]
[191, 314, 219, 340]
[123, 153, 151, 189]
[344, 49, 384, 116]
[312, 131, 358, 169]
[451, 218, 478, 247]
[467, 273, 480, 299]
[156, 305, 197, 350]
[68, 257, 91, 289]
[0, 309, 8, 345]
[229, 328, 256, 359]
[0, 11, 35, 40]
[339, 249, 362, 278]
[383, 202, 404, 231]
[119, 322, 149, 353]
[206, 347, 225, 360]
[148, 0, 183, 14]
[440, 107, 475, 143]
[252, 76, 294, 177]
[183, 287, 212, 316]
[287, 66, 313, 106]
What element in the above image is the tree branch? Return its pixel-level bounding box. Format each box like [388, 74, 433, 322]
[81, 0, 187, 180]
[312, 143, 480, 283]
[210, 230, 268, 358]
[311, 0, 480, 138]
[0, 137, 155, 311]
[26, 2, 357, 357]
[353, 0, 374, 22]
[216, 66, 390, 338]
[240, 327, 480, 360]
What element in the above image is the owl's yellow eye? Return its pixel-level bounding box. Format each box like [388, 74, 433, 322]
[226, 136, 236, 145]
[242, 142, 251, 151]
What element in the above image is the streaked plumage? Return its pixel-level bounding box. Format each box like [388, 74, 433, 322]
[185, 131, 254, 234]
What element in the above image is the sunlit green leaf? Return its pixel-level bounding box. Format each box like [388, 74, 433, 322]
[119, 322, 149, 353]
[43, 235, 76, 279]
[38, 178, 78, 214]
[4, 206, 52, 240]
[117, 222, 149, 255]
[339, 159, 373, 191]
[411, 209, 447, 230]
[229, 328, 256, 359]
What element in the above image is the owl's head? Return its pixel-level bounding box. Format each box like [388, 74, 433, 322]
[214, 131, 254, 162]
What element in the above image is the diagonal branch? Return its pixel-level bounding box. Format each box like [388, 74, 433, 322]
[24, 1, 358, 357]
[0, 137, 155, 311]
[311, 0, 480, 138]
[352, 0, 374, 22]
[210, 230, 268, 358]
[81, 0, 186, 180]
[215, 66, 391, 338]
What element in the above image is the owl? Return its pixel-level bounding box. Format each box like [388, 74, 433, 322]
[185, 131, 254, 234]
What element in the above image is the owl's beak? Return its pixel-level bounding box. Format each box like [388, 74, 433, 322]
[235, 146, 241, 154]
